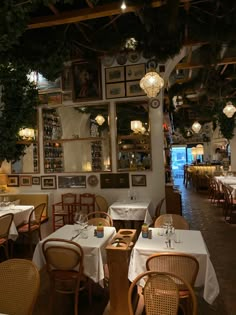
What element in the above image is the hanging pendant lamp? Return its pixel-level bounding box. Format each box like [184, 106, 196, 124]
[192, 121, 201, 133]
[223, 101, 236, 118]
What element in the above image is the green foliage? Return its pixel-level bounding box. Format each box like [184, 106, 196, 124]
[0, 63, 39, 163]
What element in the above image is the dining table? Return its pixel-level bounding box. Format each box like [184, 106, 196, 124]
[128, 228, 220, 305]
[32, 224, 116, 284]
[108, 199, 154, 226]
[0, 205, 34, 241]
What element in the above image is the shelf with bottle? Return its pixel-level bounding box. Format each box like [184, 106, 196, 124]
[44, 158, 64, 173]
[91, 141, 103, 171]
[43, 109, 62, 141]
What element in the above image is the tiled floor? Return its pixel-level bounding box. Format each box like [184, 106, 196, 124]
[10, 179, 236, 314]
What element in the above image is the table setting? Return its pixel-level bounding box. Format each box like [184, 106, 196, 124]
[128, 227, 219, 305]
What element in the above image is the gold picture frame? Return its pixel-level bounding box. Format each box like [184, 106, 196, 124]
[126, 81, 145, 97]
[125, 64, 146, 81]
[106, 82, 125, 99]
[105, 66, 125, 83]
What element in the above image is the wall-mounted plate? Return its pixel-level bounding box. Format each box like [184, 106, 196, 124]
[149, 98, 160, 109]
[87, 175, 99, 187]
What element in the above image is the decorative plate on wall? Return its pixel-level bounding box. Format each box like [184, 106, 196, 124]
[149, 98, 160, 109]
[116, 52, 127, 65]
[103, 55, 115, 67]
[128, 51, 141, 63]
[87, 175, 99, 187]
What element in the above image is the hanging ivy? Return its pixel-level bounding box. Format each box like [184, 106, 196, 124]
[0, 63, 39, 164]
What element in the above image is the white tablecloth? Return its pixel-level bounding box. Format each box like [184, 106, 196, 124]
[128, 228, 219, 305]
[32, 224, 116, 283]
[0, 205, 34, 241]
[108, 200, 154, 225]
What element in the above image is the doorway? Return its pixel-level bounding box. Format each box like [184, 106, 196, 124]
[171, 146, 186, 180]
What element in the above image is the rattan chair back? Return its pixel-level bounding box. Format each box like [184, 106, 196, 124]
[154, 214, 190, 230]
[0, 213, 13, 239]
[128, 271, 179, 315]
[79, 193, 95, 214]
[95, 195, 109, 212]
[42, 238, 85, 315]
[0, 213, 14, 258]
[146, 253, 199, 290]
[87, 211, 113, 226]
[0, 258, 40, 315]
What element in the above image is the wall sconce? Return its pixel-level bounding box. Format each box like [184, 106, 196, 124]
[131, 120, 142, 133]
[95, 115, 105, 126]
[19, 128, 35, 140]
[223, 101, 236, 118]
[140, 71, 164, 98]
[191, 121, 201, 133]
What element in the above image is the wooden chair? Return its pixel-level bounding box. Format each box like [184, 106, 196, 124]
[79, 193, 95, 214]
[0, 258, 40, 315]
[17, 203, 46, 255]
[95, 195, 109, 212]
[154, 214, 190, 230]
[222, 184, 236, 223]
[150, 197, 165, 226]
[128, 270, 197, 315]
[0, 213, 14, 259]
[146, 253, 199, 312]
[42, 238, 91, 315]
[52, 193, 78, 231]
[87, 211, 113, 226]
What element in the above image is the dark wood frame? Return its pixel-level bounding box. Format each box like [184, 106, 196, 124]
[58, 175, 86, 188]
[131, 174, 147, 186]
[19, 175, 32, 186]
[105, 66, 125, 83]
[126, 80, 145, 97]
[72, 61, 101, 102]
[106, 82, 125, 99]
[125, 63, 146, 81]
[100, 173, 129, 189]
[32, 176, 40, 185]
[7, 175, 19, 187]
[41, 175, 57, 190]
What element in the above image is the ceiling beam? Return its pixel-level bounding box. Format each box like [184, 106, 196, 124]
[28, 0, 193, 30]
[175, 57, 236, 70]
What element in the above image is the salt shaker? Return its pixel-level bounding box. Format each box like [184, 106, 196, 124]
[148, 229, 152, 239]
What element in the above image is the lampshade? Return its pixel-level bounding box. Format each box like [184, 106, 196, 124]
[140, 71, 164, 98]
[95, 114, 105, 126]
[223, 101, 236, 118]
[131, 120, 142, 133]
[19, 128, 35, 140]
[196, 144, 204, 155]
[192, 121, 201, 133]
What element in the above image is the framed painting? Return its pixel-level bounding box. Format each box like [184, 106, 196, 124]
[106, 82, 125, 99]
[58, 176, 86, 188]
[41, 176, 57, 190]
[100, 173, 129, 189]
[126, 81, 145, 97]
[19, 175, 32, 186]
[105, 66, 125, 83]
[72, 61, 101, 101]
[131, 174, 146, 186]
[32, 176, 40, 185]
[125, 64, 146, 81]
[62, 91, 73, 102]
[7, 175, 19, 187]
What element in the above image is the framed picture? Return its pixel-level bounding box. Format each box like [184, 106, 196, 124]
[41, 176, 57, 190]
[47, 92, 62, 105]
[125, 64, 146, 81]
[7, 175, 19, 187]
[32, 176, 40, 185]
[19, 175, 32, 186]
[100, 173, 129, 189]
[105, 66, 125, 83]
[106, 82, 125, 99]
[38, 93, 48, 104]
[131, 174, 146, 187]
[58, 176, 86, 188]
[126, 81, 145, 97]
[72, 61, 101, 101]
